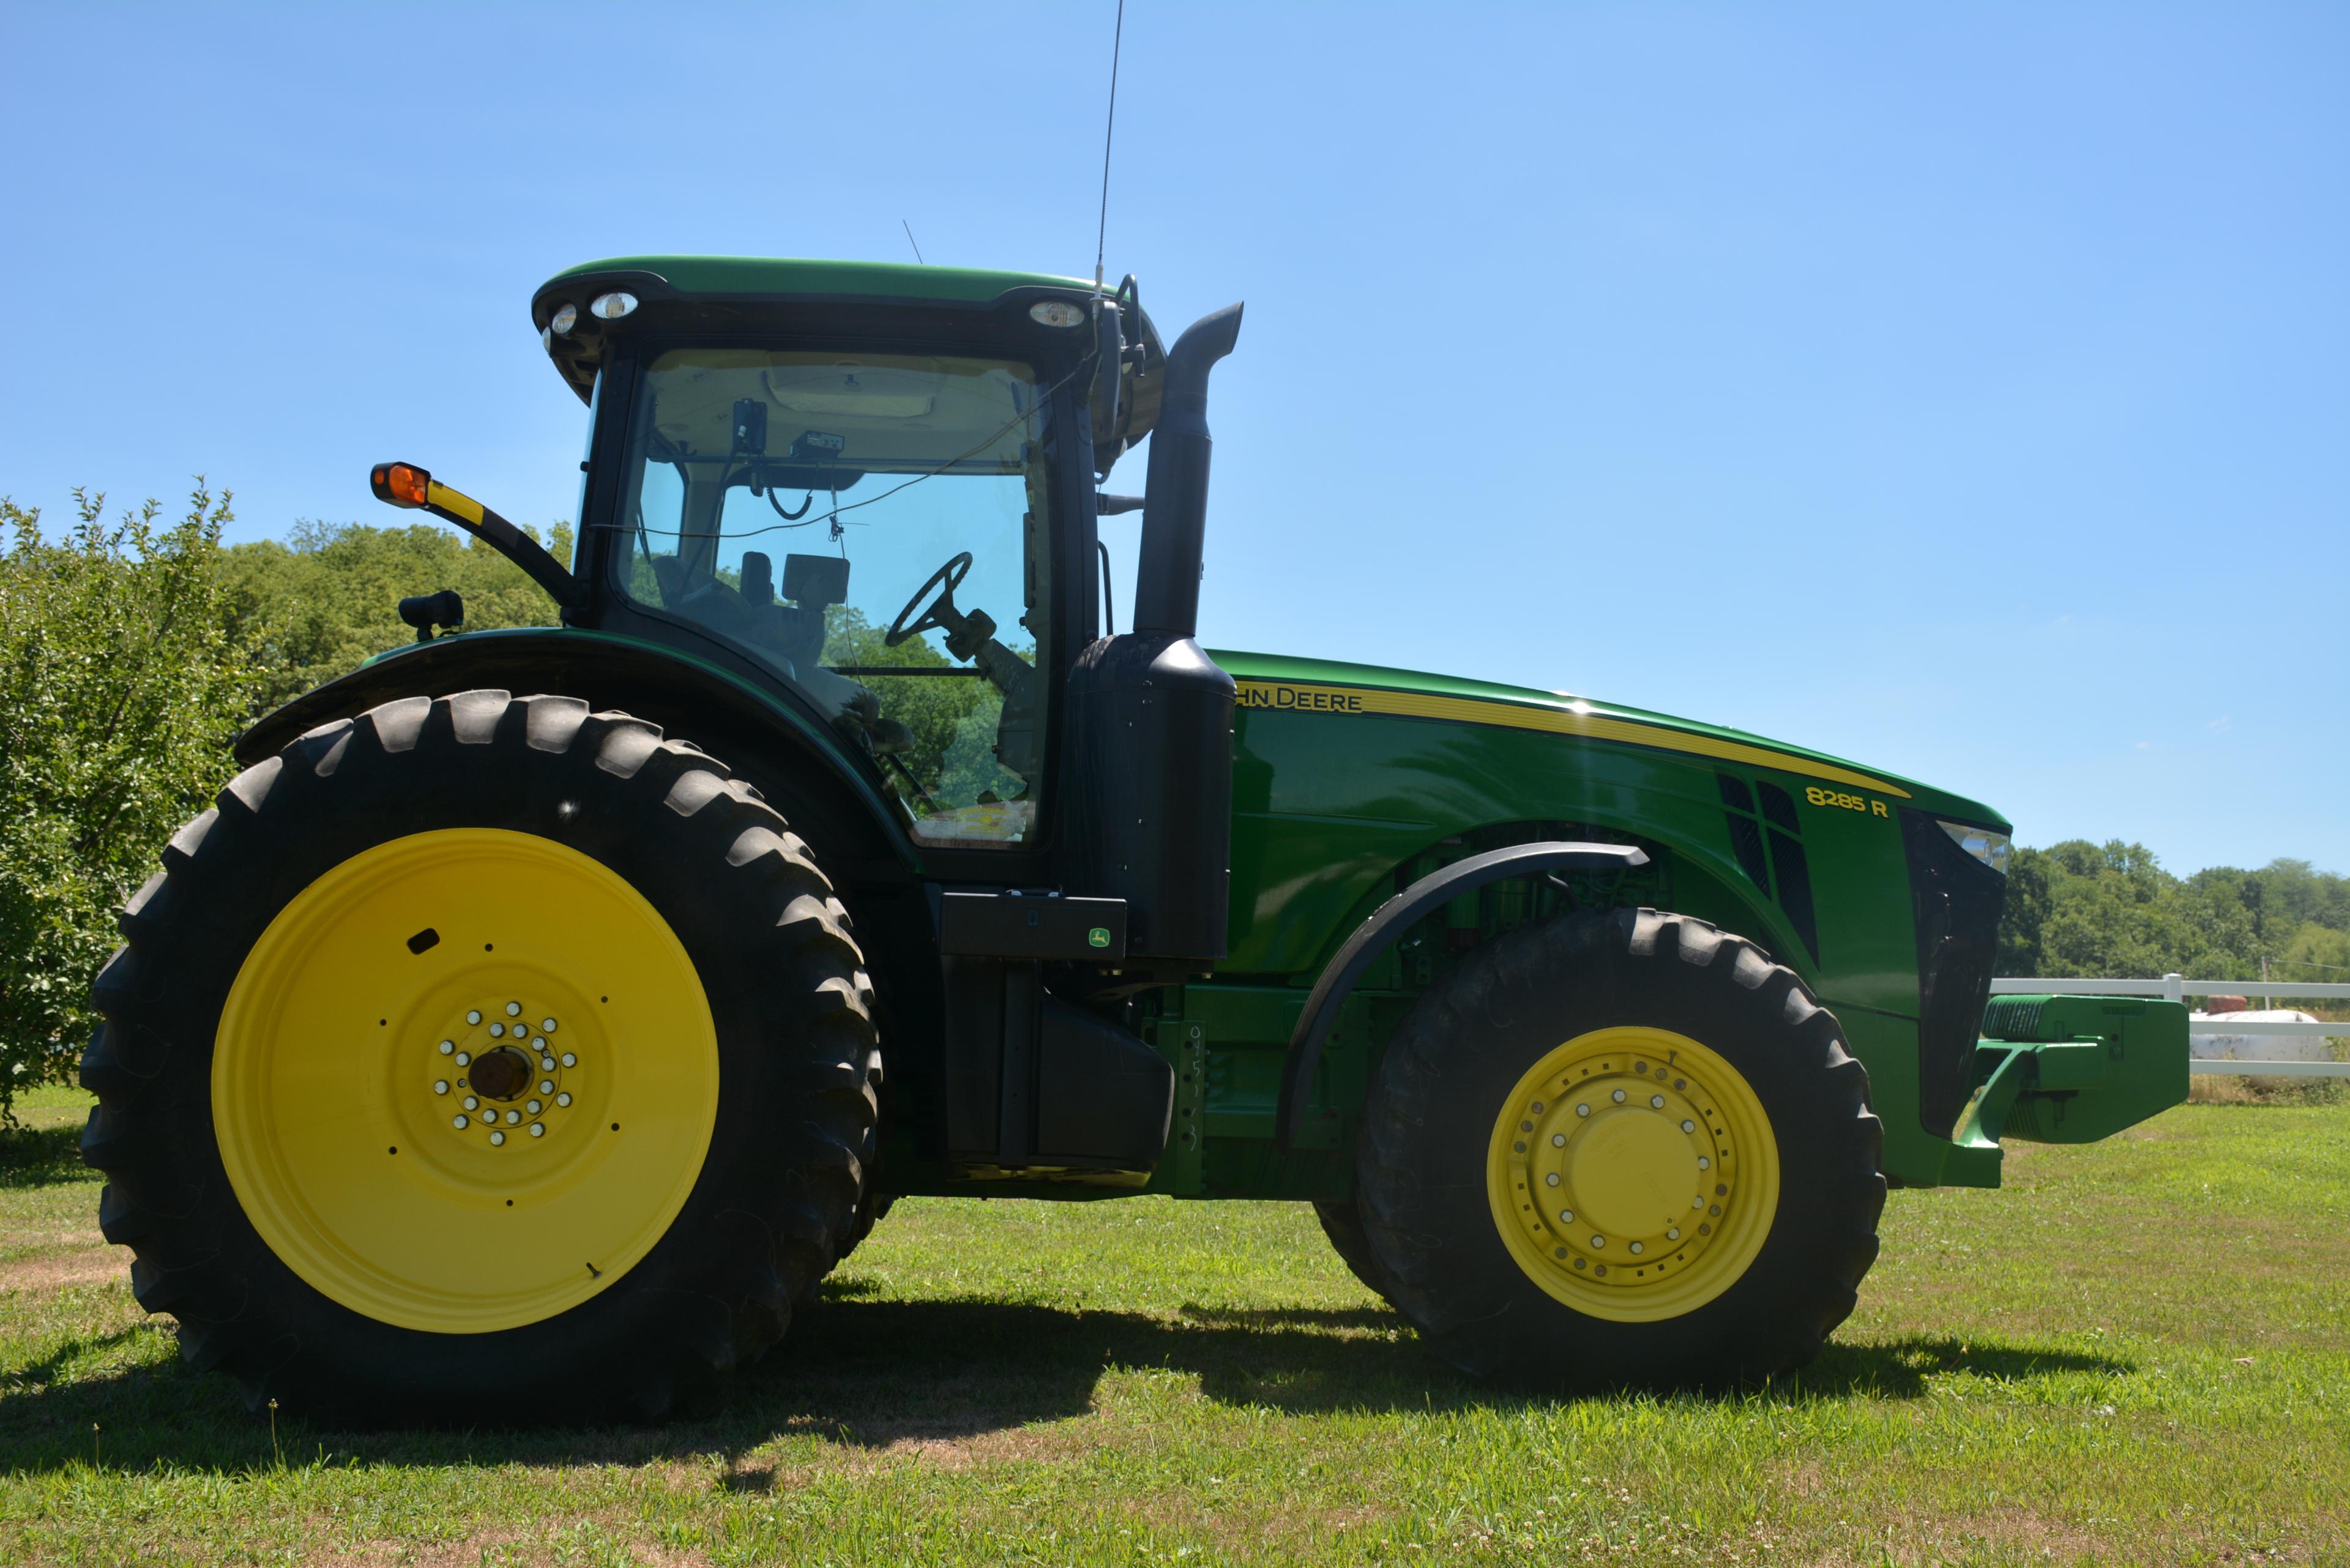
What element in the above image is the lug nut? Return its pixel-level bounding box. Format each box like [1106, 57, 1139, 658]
[438, 1040, 455, 1056]
[541, 1056, 556, 1072]
[506, 1002, 522, 1017]
[529, 1122, 545, 1138]
[1611, 1089, 1627, 1103]
[434, 1080, 450, 1095]
[1559, 1209, 1573, 1223]
[1629, 1242, 1644, 1255]
[1682, 1119, 1696, 1133]
[561, 1053, 576, 1068]
[556, 1092, 572, 1107]
[527, 1099, 542, 1114]
[466, 1010, 482, 1025]
[488, 1023, 505, 1038]
[542, 1018, 557, 1032]
[490, 1130, 505, 1146]
[455, 1051, 471, 1066]
[1667, 1226, 1681, 1241]
[1633, 1061, 1647, 1073]
[505, 1110, 521, 1125]
[539, 1080, 553, 1094]
[1651, 1095, 1665, 1108]
[453, 1114, 469, 1129]
[1709, 1204, 1722, 1216]
[1576, 1103, 1591, 1118]
[1545, 1173, 1561, 1187]
[462, 1096, 479, 1110]
[1698, 1156, 1711, 1170]
[1551, 1133, 1565, 1147]
[1591, 1235, 1606, 1249]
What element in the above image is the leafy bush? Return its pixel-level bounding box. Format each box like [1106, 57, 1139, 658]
[0, 486, 258, 1118]
[223, 519, 572, 709]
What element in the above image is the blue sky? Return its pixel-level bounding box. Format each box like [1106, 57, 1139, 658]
[2, 3, 2343, 875]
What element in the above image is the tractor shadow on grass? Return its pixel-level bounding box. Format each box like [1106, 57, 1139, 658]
[0, 1296, 2135, 1473]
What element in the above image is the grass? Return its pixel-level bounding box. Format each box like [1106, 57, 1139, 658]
[3, 1081, 2346, 1566]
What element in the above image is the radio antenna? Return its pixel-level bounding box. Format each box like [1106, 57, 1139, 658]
[1093, 0, 1127, 298]
[901, 219, 925, 266]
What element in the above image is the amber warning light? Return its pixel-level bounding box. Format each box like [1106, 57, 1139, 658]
[370, 462, 431, 509]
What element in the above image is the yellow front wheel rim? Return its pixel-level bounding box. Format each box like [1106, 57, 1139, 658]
[1486, 1026, 1778, 1323]
[214, 829, 718, 1334]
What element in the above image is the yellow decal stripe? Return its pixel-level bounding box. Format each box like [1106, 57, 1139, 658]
[425, 480, 485, 528]
[1235, 681, 1912, 799]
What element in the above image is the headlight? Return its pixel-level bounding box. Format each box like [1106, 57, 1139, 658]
[1939, 820, 2012, 875]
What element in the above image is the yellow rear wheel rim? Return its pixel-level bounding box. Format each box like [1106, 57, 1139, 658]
[1486, 1026, 1778, 1323]
[214, 829, 718, 1334]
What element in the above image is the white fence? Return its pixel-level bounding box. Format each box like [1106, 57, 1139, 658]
[1988, 975, 2350, 1078]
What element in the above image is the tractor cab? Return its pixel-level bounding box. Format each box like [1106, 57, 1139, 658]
[535, 258, 1173, 851]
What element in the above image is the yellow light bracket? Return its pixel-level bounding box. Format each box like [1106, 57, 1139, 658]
[369, 462, 582, 610]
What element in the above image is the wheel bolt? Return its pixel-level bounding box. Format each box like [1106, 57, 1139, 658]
[542, 1056, 556, 1072]
[462, 1096, 479, 1110]
[434, 1080, 450, 1095]
[505, 1002, 522, 1017]
[1545, 1173, 1561, 1187]
[1651, 1095, 1665, 1108]
[438, 1040, 455, 1056]
[1611, 1089, 1627, 1103]
[505, 1110, 521, 1125]
[1698, 1156, 1711, 1170]
[1667, 1226, 1681, 1241]
[455, 1051, 471, 1066]
[1551, 1133, 1565, 1147]
[466, 1010, 482, 1025]
[1629, 1242, 1644, 1255]
[1576, 1103, 1591, 1118]
[529, 1122, 545, 1138]
[542, 1018, 558, 1033]
[556, 1093, 572, 1107]
[561, 1053, 576, 1068]
[453, 1114, 469, 1129]
[1591, 1235, 1606, 1249]
[539, 1080, 554, 1094]
[527, 1100, 542, 1114]
[1682, 1119, 1696, 1133]
[489, 1023, 505, 1038]
[1559, 1209, 1573, 1223]
[490, 1130, 505, 1146]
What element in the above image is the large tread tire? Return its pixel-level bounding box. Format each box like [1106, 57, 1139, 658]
[1356, 907, 1884, 1392]
[80, 690, 879, 1425]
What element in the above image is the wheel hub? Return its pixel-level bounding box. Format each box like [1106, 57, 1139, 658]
[212, 829, 719, 1334]
[1487, 1026, 1777, 1321]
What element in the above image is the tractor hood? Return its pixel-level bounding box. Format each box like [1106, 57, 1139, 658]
[1209, 648, 2009, 831]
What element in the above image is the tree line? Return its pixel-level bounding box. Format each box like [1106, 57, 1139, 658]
[3, 488, 2343, 1113]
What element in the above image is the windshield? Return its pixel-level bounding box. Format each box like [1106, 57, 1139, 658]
[613, 348, 1054, 847]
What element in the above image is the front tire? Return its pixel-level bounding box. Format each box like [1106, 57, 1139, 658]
[80, 690, 879, 1424]
[1356, 907, 1883, 1392]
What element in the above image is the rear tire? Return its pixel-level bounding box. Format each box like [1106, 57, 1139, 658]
[80, 690, 879, 1424]
[1356, 907, 1883, 1392]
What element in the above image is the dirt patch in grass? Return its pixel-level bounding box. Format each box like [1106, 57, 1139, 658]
[0, 1248, 121, 1294]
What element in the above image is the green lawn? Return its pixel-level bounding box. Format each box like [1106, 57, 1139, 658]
[4, 1082, 2346, 1566]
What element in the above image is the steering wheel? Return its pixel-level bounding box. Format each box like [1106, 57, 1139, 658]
[885, 551, 974, 648]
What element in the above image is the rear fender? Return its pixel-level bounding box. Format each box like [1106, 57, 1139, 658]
[236, 629, 914, 876]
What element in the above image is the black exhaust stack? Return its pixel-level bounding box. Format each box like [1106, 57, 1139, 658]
[1067, 303, 1245, 964]
[1133, 302, 1243, 637]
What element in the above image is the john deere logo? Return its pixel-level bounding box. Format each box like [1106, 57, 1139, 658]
[1087, 927, 1111, 949]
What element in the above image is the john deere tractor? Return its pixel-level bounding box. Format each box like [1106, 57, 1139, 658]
[81, 258, 2188, 1422]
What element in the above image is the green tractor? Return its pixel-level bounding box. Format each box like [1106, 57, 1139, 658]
[81, 257, 2189, 1422]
